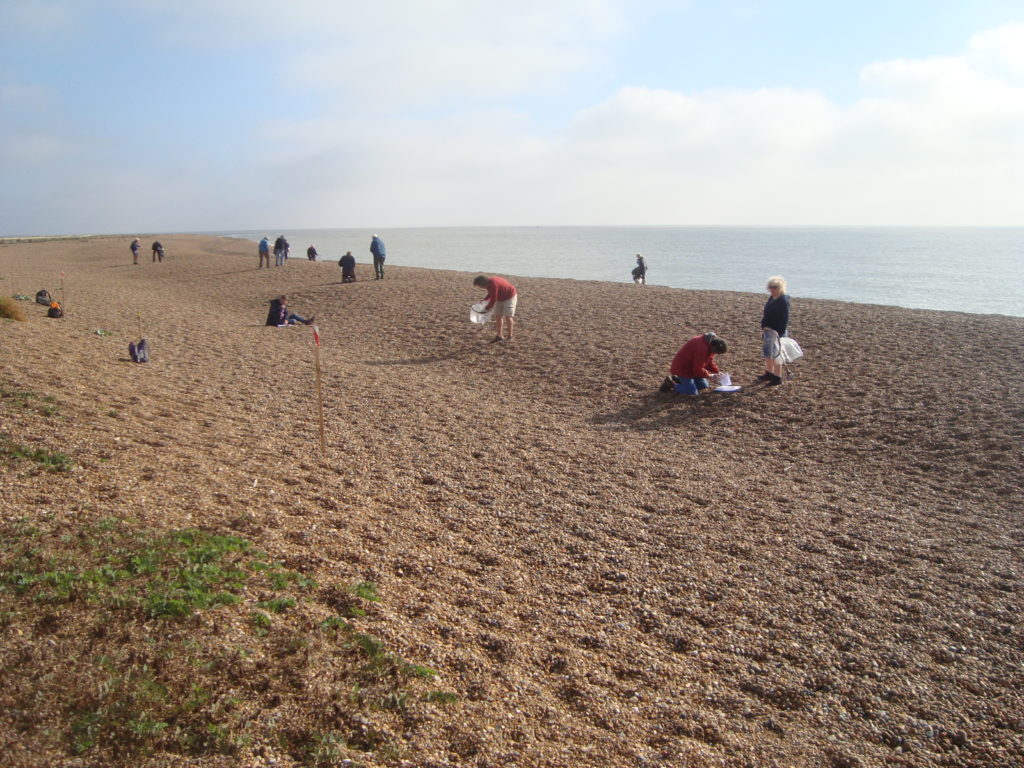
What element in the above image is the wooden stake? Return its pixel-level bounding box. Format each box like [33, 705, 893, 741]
[312, 325, 327, 455]
[59, 271, 65, 313]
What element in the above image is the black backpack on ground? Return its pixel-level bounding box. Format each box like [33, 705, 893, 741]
[129, 339, 150, 363]
[35, 290, 51, 306]
[46, 302, 63, 318]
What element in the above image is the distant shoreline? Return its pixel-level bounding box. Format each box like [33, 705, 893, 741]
[5, 231, 1021, 318]
[0, 235, 96, 244]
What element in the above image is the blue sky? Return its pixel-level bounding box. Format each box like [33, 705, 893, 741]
[1, 0, 1022, 234]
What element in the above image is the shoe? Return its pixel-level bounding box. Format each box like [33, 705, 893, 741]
[659, 377, 674, 393]
[766, 374, 783, 386]
[491, 335, 504, 343]
[303, 316, 316, 325]
[756, 372, 773, 382]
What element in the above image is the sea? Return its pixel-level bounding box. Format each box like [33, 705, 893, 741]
[211, 227, 1024, 318]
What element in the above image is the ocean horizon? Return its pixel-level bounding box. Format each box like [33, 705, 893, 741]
[211, 226, 1023, 318]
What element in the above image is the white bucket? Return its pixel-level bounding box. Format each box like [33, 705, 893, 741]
[469, 301, 492, 325]
[719, 372, 731, 386]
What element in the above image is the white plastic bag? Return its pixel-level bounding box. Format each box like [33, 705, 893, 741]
[469, 301, 492, 325]
[779, 336, 804, 363]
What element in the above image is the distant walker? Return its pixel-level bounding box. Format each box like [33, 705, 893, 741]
[370, 234, 386, 279]
[632, 254, 647, 285]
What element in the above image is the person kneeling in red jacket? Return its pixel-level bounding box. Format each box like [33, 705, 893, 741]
[660, 332, 728, 393]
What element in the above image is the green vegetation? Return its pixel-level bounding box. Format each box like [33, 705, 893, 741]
[0, 383, 60, 416]
[0, 517, 456, 766]
[350, 581, 381, 602]
[0, 383, 66, 469]
[0, 435, 72, 471]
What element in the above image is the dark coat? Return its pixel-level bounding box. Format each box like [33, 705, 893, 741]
[266, 299, 284, 326]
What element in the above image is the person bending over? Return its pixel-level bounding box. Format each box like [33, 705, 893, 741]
[660, 332, 728, 393]
[473, 275, 517, 342]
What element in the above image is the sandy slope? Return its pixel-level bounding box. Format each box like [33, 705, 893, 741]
[1, 235, 1022, 767]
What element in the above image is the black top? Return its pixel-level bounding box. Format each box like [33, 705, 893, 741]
[266, 299, 284, 326]
[761, 294, 790, 336]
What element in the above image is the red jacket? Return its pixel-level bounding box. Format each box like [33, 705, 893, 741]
[669, 334, 720, 379]
[482, 277, 517, 311]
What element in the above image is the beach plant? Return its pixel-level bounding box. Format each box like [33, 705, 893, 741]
[0, 296, 27, 321]
[350, 581, 380, 602]
[256, 596, 295, 613]
[0, 517, 447, 765]
[425, 690, 458, 704]
[0, 384, 61, 416]
[250, 610, 272, 636]
[319, 616, 351, 630]
[0, 436, 73, 472]
[305, 731, 349, 766]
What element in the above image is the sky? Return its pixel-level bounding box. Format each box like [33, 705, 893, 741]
[1, 0, 1023, 234]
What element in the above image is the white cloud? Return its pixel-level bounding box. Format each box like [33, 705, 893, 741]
[116, 0, 633, 108]
[240, 18, 1024, 225]
[3, 9, 1024, 232]
[967, 22, 1024, 80]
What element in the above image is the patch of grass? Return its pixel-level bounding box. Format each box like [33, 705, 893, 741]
[425, 690, 458, 704]
[0, 517, 444, 765]
[249, 555, 317, 591]
[350, 581, 380, 602]
[256, 596, 295, 613]
[306, 731, 350, 767]
[0, 385, 60, 415]
[404, 663, 438, 680]
[0, 521, 312, 621]
[69, 666, 172, 755]
[344, 631, 439, 684]
[351, 632, 386, 659]
[250, 610, 272, 636]
[319, 616, 351, 631]
[0, 435, 73, 472]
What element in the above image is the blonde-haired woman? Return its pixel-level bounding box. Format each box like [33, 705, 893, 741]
[758, 276, 790, 386]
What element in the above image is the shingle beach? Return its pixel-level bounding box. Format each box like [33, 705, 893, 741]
[1, 235, 1021, 767]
